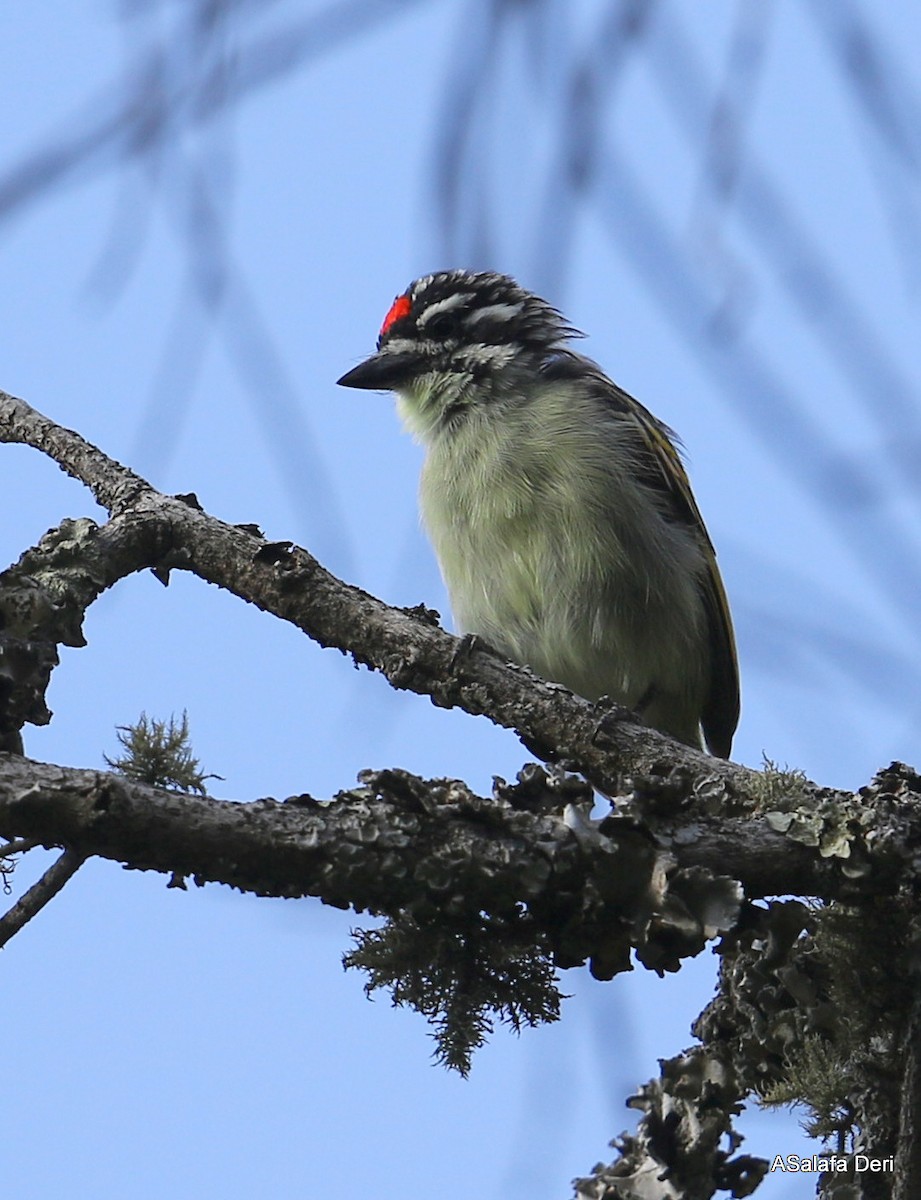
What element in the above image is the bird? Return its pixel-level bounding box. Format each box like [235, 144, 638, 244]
[337, 269, 739, 757]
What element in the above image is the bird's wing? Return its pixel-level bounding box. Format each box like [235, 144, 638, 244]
[541, 353, 740, 756]
[620, 389, 740, 758]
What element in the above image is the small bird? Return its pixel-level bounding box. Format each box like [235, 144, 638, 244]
[338, 270, 739, 757]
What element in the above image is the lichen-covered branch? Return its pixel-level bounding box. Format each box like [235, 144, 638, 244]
[575, 895, 920, 1199]
[2, 752, 919, 941]
[0, 755, 746, 980]
[574, 1044, 767, 1200]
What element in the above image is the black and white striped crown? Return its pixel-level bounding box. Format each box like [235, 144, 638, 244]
[378, 270, 579, 354]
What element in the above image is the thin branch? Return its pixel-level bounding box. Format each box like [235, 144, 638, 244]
[0, 390, 147, 514]
[1, 838, 40, 858]
[0, 848, 85, 949]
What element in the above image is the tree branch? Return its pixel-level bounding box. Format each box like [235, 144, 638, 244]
[0, 753, 748, 978]
[0, 753, 919, 972]
[0, 847, 85, 948]
[1, 837, 40, 857]
[0, 387, 748, 797]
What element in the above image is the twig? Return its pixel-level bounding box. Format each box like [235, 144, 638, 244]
[0, 848, 85, 949]
[0, 837, 40, 858]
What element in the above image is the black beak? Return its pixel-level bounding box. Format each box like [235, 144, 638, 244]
[336, 352, 417, 391]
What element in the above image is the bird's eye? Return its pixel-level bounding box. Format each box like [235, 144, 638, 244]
[425, 312, 455, 337]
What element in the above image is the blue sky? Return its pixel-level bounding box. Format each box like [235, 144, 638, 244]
[3, 3, 921, 1197]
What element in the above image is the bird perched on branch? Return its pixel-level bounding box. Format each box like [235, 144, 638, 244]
[338, 269, 739, 757]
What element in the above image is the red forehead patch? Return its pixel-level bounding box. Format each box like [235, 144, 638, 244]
[380, 293, 412, 337]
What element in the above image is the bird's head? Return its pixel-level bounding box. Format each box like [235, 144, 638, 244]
[337, 269, 577, 438]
